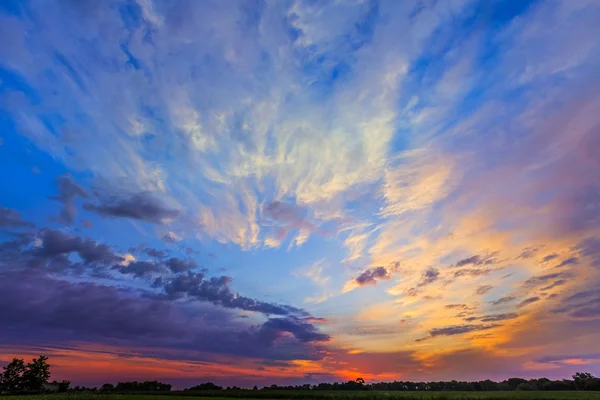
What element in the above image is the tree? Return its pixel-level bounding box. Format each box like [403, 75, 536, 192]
[574, 372, 598, 391]
[49, 380, 70, 393]
[505, 378, 527, 391]
[22, 356, 50, 391]
[356, 378, 365, 385]
[101, 383, 115, 392]
[186, 382, 222, 391]
[0, 358, 26, 392]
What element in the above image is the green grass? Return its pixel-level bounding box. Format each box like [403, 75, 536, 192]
[3, 392, 599, 400]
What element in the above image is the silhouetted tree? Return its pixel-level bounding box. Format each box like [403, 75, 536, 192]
[49, 380, 70, 393]
[574, 372, 600, 391]
[22, 356, 50, 391]
[186, 382, 223, 391]
[101, 383, 115, 392]
[0, 358, 26, 392]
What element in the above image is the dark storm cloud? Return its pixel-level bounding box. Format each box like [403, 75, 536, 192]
[0, 207, 34, 228]
[165, 257, 197, 273]
[475, 285, 493, 295]
[34, 228, 123, 265]
[163, 273, 307, 316]
[1, 229, 321, 343]
[113, 256, 198, 278]
[488, 296, 517, 306]
[354, 266, 391, 286]
[113, 256, 197, 277]
[84, 192, 180, 224]
[49, 174, 88, 224]
[261, 318, 330, 343]
[0, 270, 327, 361]
[114, 260, 164, 278]
[1, 229, 190, 280]
[516, 297, 540, 308]
[144, 247, 170, 259]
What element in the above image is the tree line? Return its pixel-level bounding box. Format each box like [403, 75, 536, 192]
[1, 356, 599, 394]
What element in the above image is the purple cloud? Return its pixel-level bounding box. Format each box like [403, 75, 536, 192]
[84, 192, 180, 224]
[354, 266, 391, 286]
[0, 206, 33, 229]
[0, 270, 327, 361]
[49, 174, 88, 224]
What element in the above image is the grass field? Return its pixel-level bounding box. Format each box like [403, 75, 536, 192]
[2, 392, 599, 400]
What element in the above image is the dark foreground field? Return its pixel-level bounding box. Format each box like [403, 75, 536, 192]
[4, 392, 600, 400]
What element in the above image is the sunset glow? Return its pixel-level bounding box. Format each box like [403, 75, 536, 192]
[1, 0, 599, 388]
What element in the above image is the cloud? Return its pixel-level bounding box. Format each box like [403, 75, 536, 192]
[517, 247, 541, 259]
[261, 318, 330, 343]
[263, 201, 317, 247]
[488, 296, 517, 306]
[540, 280, 567, 291]
[523, 272, 570, 287]
[418, 267, 440, 287]
[80, 219, 94, 229]
[553, 288, 600, 319]
[163, 273, 308, 317]
[2, 0, 600, 381]
[34, 228, 123, 266]
[456, 255, 481, 267]
[0, 206, 33, 228]
[542, 254, 559, 262]
[517, 297, 541, 309]
[475, 285, 493, 295]
[165, 257, 197, 273]
[293, 260, 331, 303]
[343, 266, 392, 293]
[454, 268, 492, 278]
[355, 266, 391, 286]
[84, 192, 180, 224]
[49, 174, 88, 224]
[478, 313, 519, 322]
[556, 257, 579, 268]
[113, 260, 165, 278]
[0, 270, 325, 361]
[144, 247, 170, 259]
[162, 231, 182, 243]
[445, 304, 471, 310]
[417, 324, 501, 341]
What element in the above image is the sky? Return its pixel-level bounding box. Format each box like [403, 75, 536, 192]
[1, 0, 600, 389]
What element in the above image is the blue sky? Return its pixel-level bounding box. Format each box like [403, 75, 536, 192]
[1, 0, 600, 387]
